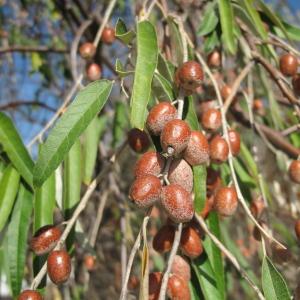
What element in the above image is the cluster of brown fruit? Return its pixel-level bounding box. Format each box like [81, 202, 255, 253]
[79, 26, 115, 81]
[18, 225, 70, 300]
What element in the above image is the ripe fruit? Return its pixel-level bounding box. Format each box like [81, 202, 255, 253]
[86, 63, 101, 81]
[171, 255, 191, 281]
[167, 274, 191, 300]
[175, 61, 204, 94]
[201, 108, 222, 131]
[18, 290, 43, 300]
[180, 225, 203, 259]
[84, 254, 96, 271]
[129, 175, 161, 208]
[168, 159, 193, 193]
[214, 186, 238, 216]
[271, 243, 292, 264]
[295, 220, 300, 240]
[128, 275, 140, 290]
[149, 272, 162, 300]
[220, 85, 233, 102]
[183, 131, 209, 166]
[250, 196, 265, 218]
[289, 160, 300, 183]
[134, 151, 165, 177]
[161, 184, 194, 223]
[128, 128, 150, 153]
[207, 50, 221, 68]
[279, 53, 298, 77]
[199, 195, 215, 219]
[146, 102, 177, 135]
[101, 27, 116, 44]
[30, 225, 61, 256]
[160, 119, 191, 156]
[79, 42, 96, 59]
[209, 135, 229, 163]
[228, 129, 240, 156]
[47, 250, 71, 284]
[292, 74, 300, 96]
[153, 224, 175, 253]
[206, 168, 222, 195]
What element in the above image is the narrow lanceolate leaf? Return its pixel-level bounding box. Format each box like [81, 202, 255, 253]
[197, 2, 219, 36]
[262, 256, 291, 300]
[0, 165, 20, 232]
[130, 21, 158, 129]
[0, 112, 34, 187]
[7, 184, 33, 297]
[218, 0, 237, 54]
[115, 18, 136, 45]
[33, 80, 113, 187]
[82, 116, 107, 184]
[152, 73, 175, 102]
[115, 59, 134, 78]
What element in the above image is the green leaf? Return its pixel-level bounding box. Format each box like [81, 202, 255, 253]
[157, 53, 175, 84]
[274, 20, 300, 41]
[167, 16, 184, 64]
[233, 158, 257, 187]
[31, 52, 43, 71]
[204, 31, 220, 54]
[7, 184, 33, 297]
[113, 102, 129, 148]
[130, 21, 158, 129]
[115, 58, 134, 78]
[33, 80, 113, 187]
[184, 96, 200, 131]
[0, 165, 20, 232]
[115, 18, 136, 45]
[82, 116, 107, 184]
[262, 256, 291, 300]
[218, 0, 237, 54]
[240, 142, 258, 177]
[197, 2, 219, 36]
[152, 73, 175, 101]
[0, 112, 34, 187]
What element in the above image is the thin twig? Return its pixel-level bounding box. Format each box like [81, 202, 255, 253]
[0, 45, 68, 54]
[281, 124, 300, 136]
[0, 100, 56, 112]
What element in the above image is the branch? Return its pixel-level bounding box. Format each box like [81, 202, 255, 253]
[0, 101, 56, 112]
[0, 46, 68, 54]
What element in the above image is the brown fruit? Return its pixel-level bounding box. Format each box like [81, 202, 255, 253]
[199, 195, 215, 219]
[292, 74, 300, 96]
[30, 225, 62, 256]
[295, 220, 300, 240]
[86, 63, 101, 81]
[228, 129, 240, 156]
[209, 135, 229, 163]
[271, 243, 292, 264]
[206, 168, 222, 195]
[128, 128, 150, 153]
[129, 175, 161, 208]
[18, 290, 43, 300]
[180, 225, 203, 259]
[84, 254, 96, 271]
[101, 27, 116, 44]
[183, 131, 209, 166]
[161, 184, 194, 223]
[153, 224, 175, 253]
[220, 85, 232, 101]
[214, 186, 238, 216]
[79, 42, 96, 59]
[250, 196, 265, 219]
[128, 275, 140, 290]
[207, 50, 221, 68]
[289, 160, 300, 183]
[149, 272, 162, 300]
[175, 61, 204, 94]
[167, 274, 191, 300]
[201, 108, 222, 131]
[168, 159, 193, 193]
[279, 53, 298, 77]
[134, 151, 165, 177]
[47, 250, 71, 284]
[146, 102, 177, 135]
[160, 119, 191, 156]
[171, 255, 191, 281]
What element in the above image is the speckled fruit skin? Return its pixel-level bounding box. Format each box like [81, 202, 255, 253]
[228, 129, 241, 156]
[129, 175, 161, 208]
[18, 290, 43, 300]
[160, 119, 191, 156]
[214, 186, 238, 216]
[292, 74, 300, 96]
[180, 225, 203, 259]
[146, 102, 177, 135]
[47, 250, 71, 285]
[171, 255, 191, 281]
[201, 108, 222, 131]
[168, 159, 193, 193]
[161, 184, 194, 223]
[207, 50, 221, 68]
[149, 272, 162, 300]
[295, 220, 300, 240]
[279, 53, 298, 77]
[84, 255, 96, 271]
[289, 160, 300, 183]
[183, 131, 209, 166]
[30, 225, 62, 256]
[134, 151, 165, 178]
[101, 27, 115, 44]
[153, 224, 175, 253]
[175, 61, 204, 94]
[250, 196, 265, 219]
[86, 63, 101, 81]
[128, 128, 150, 153]
[79, 42, 96, 59]
[209, 135, 229, 164]
[206, 168, 222, 196]
[167, 274, 191, 300]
